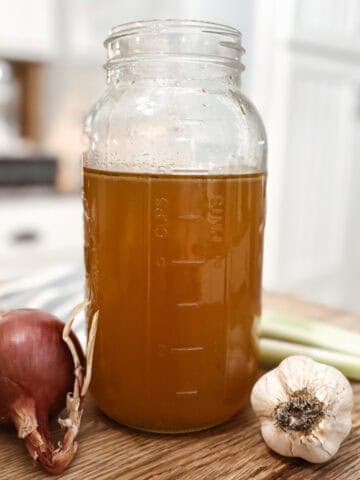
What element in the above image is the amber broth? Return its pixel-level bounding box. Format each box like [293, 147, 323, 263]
[84, 167, 266, 432]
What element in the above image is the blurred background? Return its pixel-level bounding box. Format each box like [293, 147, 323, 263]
[0, 0, 359, 313]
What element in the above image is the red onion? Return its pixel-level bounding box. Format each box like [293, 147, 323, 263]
[0, 303, 98, 475]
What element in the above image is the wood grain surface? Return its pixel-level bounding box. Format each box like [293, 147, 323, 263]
[0, 292, 359, 480]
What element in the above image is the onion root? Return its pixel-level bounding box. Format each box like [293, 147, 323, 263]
[17, 303, 98, 475]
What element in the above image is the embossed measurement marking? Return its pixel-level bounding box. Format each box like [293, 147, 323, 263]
[176, 301, 201, 308]
[176, 390, 198, 396]
[152, 193, 210, 400]
[153, 196, 169, 239]
[171, 259, 205, 265]
[170, 346, 204, 352]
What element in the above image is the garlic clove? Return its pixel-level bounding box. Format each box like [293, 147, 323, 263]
[314, 365, 353, 414]
[260, 418, 293, 457]
[250, 367, 289, 417]
[251, 355, 353, 464]
[262, 419, 336, 463]
[276, 355, 317, 393]
[288, 430, 336, 464]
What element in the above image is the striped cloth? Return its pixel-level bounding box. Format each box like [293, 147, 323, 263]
[0, 265, 86, 348]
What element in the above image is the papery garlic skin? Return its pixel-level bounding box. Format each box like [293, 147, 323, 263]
[251, 355, 353, 463]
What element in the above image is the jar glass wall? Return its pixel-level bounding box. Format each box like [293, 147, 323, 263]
[83, 19, 266, 433]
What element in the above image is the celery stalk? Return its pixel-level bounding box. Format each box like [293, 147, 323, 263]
[259, 311, 360, 357]
[259, 338, 360, 381]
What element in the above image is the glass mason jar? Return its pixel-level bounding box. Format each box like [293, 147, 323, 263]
[83, 20, 266, 433]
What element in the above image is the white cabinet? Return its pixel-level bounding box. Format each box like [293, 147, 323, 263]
[0, 193, 82, 279]
[252, 0, 360, 311]
[0, 0, 57, 60]
[293, 0, 360, 44]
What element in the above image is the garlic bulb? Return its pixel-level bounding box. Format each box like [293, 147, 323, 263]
[251, 355, 353, 463]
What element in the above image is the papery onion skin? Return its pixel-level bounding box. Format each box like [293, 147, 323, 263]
[0, 309, 84, 474]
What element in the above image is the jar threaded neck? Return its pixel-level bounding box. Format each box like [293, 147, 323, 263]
[104, 19, 244, 71]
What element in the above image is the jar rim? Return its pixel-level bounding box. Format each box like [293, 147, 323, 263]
[104, 19, 244, 71]
[105, 19, 241, 46]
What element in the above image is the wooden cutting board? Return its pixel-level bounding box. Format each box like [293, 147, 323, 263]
[0, 292, 359, 480]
